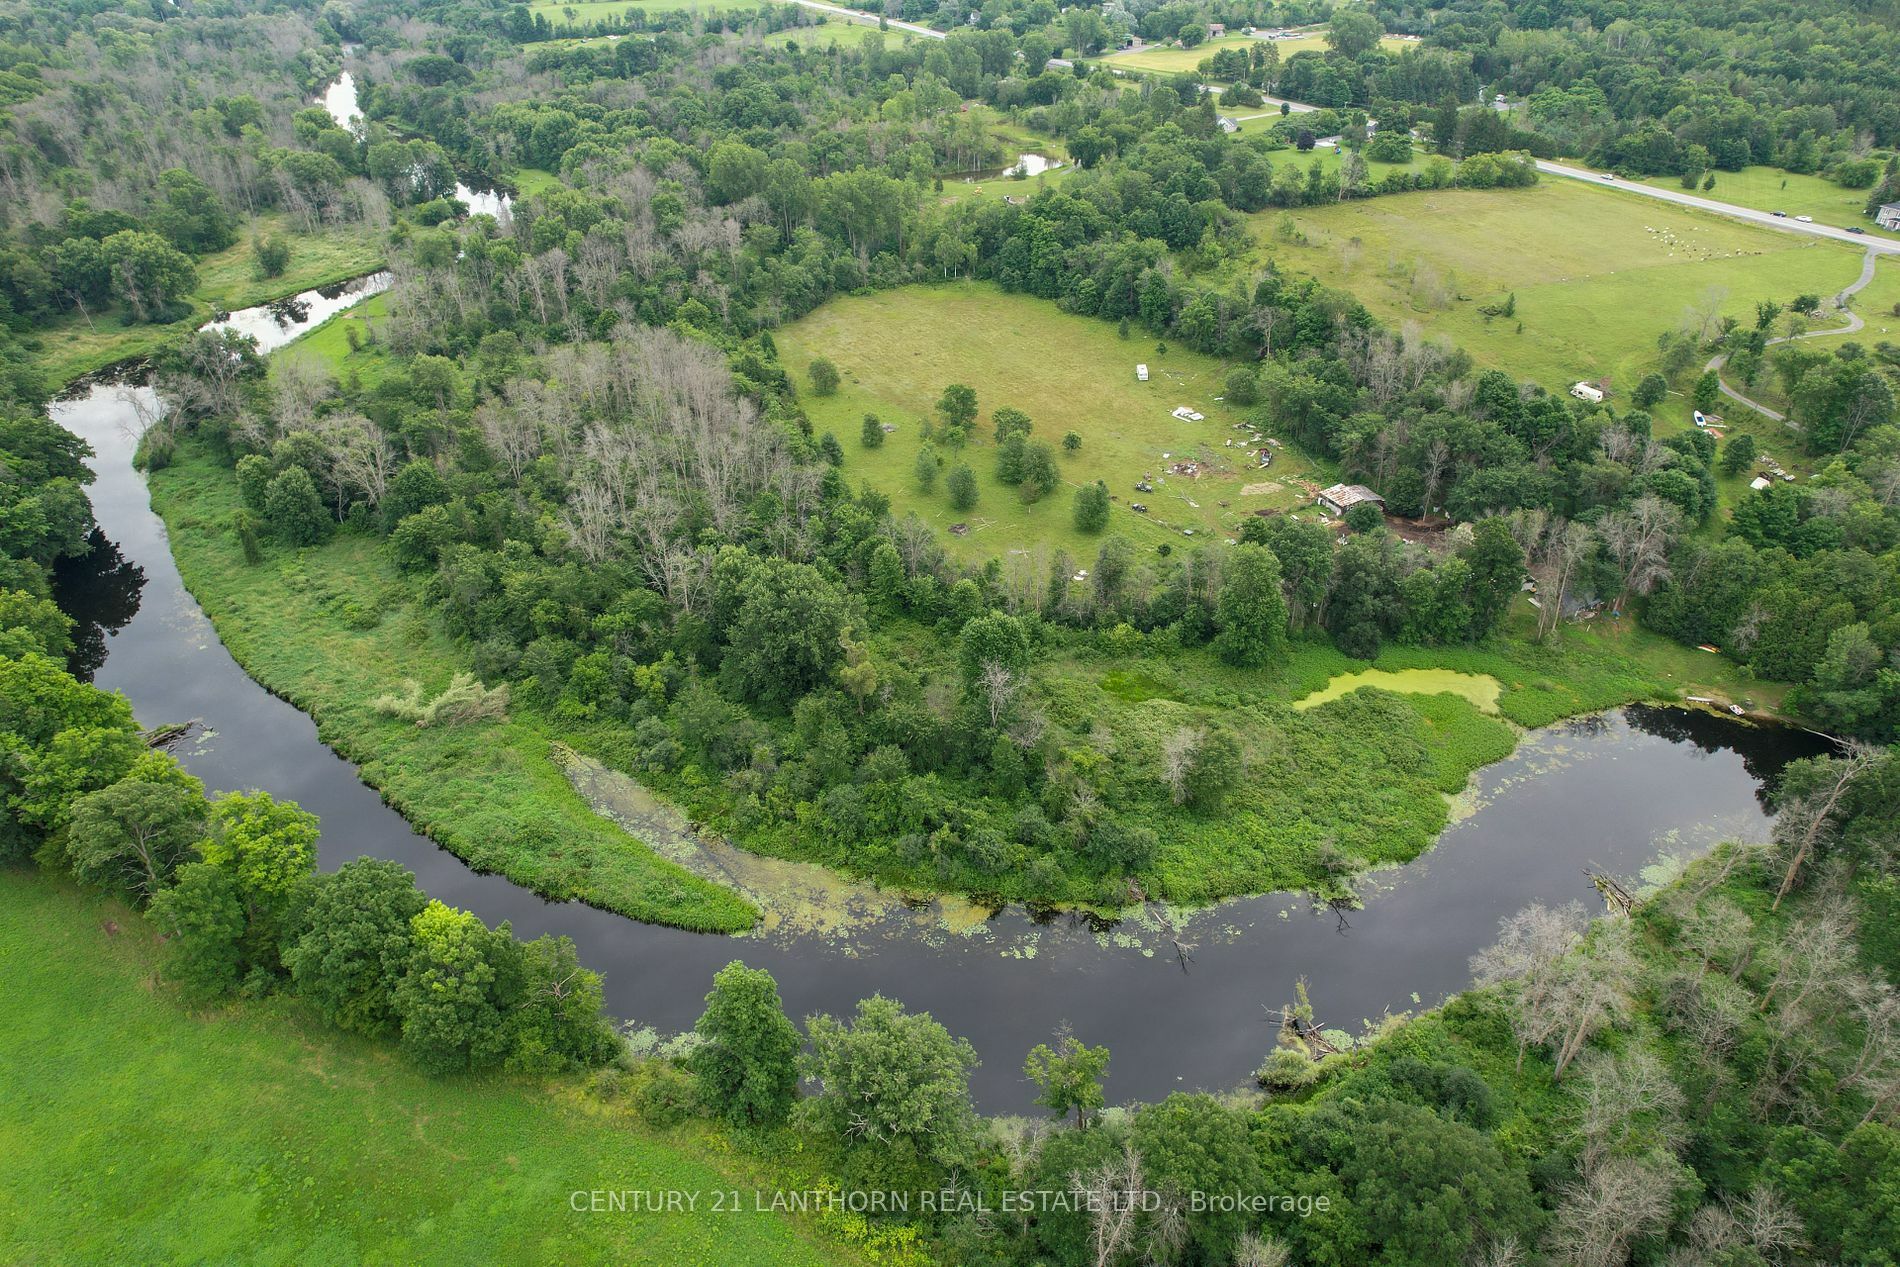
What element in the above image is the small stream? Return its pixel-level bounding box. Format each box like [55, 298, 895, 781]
[318, 71, 512, 219]
[44, 285, 1831, 1112]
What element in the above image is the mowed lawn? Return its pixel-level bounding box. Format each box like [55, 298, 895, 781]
[776, 283, 1334, 561]
[0, 875, 851, 1267]
[1248, 179, 1880, 392]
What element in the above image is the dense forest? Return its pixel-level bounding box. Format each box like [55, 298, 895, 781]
[2, 0, 1899, 1260]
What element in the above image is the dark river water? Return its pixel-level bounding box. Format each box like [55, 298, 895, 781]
[44, 297, 1831, 1112]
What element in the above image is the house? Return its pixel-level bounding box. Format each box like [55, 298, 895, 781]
[1135, 363, 1149, 381]
[1749, 476, 1771, 491]
[1317, 483, 1384, 517]
[1877, 202, 1900, 231]
[1217, 115, 1239, 134]
[1570, 381, 1605, 403]
[1207, 22, 1225, 37]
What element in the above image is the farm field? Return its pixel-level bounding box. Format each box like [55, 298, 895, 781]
[1245, 178, 1880, 393]
[0, 875, 849, 1267]
[775, 282, 1334, 561]
[1097, 30, 1412, 75]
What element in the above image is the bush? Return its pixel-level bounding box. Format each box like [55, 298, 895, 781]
[808, 358, 840, 396]
[284, 858, 427, 1035]
[860, 413, 884, 448]
[1365, 132, 1412, 163]
[263, 465, 328, 545]
[947, 463, 978, 510]
[252, 233, 291, 279]
[1344, 501, 1384, 534]
[631, 1061, 700, 1126]
[1073, 480, 1110, 533]
[690, 961, 801, 1127]
[370, 673, 510, 727]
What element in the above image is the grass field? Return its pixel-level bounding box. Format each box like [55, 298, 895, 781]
[0, 874, 851, 1267]
[778, 18, 886, 47]
[1630, 164, 1900, 243]
[776, 283, 1334, 561]
[146, 446, 760, 933]
[275, 291, 393, 384]
[1097, 31, 1413, 76]
[1245, 179, 1880, 393]
[528, 0, 763, 25]
[29, 215, 385, 388]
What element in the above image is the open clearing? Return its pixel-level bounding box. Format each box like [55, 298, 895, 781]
[527, 0, 761, 25]
[1098, 31, 1412, 75]
[0, 875, 847, 1266]
[776, 282, 1334, 561]
[1293, 667, 1503, 713]
[1629, 165, 1900, 244]
[1247, 178, 1880, 393]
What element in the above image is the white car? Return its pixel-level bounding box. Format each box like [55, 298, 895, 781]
[1795, 215, 1814, 223]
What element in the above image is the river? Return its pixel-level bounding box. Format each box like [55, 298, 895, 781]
[44, 289, 1830, 1112]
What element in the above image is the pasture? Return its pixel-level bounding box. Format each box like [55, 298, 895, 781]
[1245, 178, 1880, 393]
[1098, 31, 1412, 76]
[1631, 164, 1900, 243]
[0, 875, 847, 1266]
[775, 283, 1333, 561]
[527, 0, 762, 26]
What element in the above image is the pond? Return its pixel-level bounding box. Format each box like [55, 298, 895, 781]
[317, 71, 511, 220]
[45, 295, 1831, 1113]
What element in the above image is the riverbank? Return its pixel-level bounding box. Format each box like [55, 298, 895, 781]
[0, 872, 855, 1266]
[29, 215, 386, 389]
[144, 434, 1796, 920]
[145, 443, 759, 934]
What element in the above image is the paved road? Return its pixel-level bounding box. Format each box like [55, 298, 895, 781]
[1702, 247, 1879, 423]
[1535, 161, 1900, 255]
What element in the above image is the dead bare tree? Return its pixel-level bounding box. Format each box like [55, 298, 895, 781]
[1599, 494, 1682, 609]
[977, 660, 1019, 728]
[1471, 901, 1588, 1072]
[1159, 726, 1204, 806]
[1769, 743, 1874, 910]
[1545, 923, 1640, 1080]
[1069, 1143, 1149, 1267]
[1568, 1047, 1685, 1173]
[1843, 981, 1900, 1126]
[1544, 1155, 1678, 1267]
